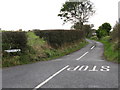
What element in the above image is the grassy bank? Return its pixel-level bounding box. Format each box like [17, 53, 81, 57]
[3, 32, 88, 67]
[100, 37, 119, 63]
[90, 36, 119, 63]
[44, 40, 88, 61]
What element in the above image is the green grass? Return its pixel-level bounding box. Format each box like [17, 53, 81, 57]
[90, 36, 119, 63]
[43, 40, 88, 61]
[27, 31, 45, 46]
[26, 32, 88, 62]
[100, 37, 119, 63]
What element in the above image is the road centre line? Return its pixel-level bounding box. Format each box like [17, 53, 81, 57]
[91, 45, 95, 49]
[76, 52, 89, 60]
[33, 65, 69, 90]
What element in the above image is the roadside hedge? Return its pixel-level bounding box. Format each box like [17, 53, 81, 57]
[2, 30, 87, 67]
[2, 31, 28, 56]
[34, 30, 85, 48]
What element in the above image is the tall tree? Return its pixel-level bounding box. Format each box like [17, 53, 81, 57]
[58, 0, 95, 30]
[96, 22, 112, 39]
[96, 28, 107, 39]
[99, 22, 112, 35]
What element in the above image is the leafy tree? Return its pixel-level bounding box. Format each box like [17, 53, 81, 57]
[58, 0, 95, 30]
[71, 22, 82, 30]
[96, 22, 111, 39]
[99, 22, 112, 35]
[96, 28, 107, 39]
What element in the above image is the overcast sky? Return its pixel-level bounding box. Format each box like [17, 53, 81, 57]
[0, 0, 119, 30]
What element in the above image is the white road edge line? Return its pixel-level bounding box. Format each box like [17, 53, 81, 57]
[76, 52, 89, 60]
[91, 46, 95, 50]
[33, 65, 69, 90]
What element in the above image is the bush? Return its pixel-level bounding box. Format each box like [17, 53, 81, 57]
[34, 30, 84, 48]
[2, 31, 28, 57]
[90, 36, 98, 40]
[101, 36, 110, 41]
[2, 31, 38, 67]
[110, 23, 120, 51]
[111, 23, 120, 41]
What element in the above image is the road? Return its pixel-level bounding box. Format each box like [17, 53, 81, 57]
[2, 39, 119, 89]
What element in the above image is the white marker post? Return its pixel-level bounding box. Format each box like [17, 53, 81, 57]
[4, 49, 21, 53]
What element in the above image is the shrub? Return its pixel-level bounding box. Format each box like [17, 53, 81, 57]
[111, 23, 120, 42]
[110, 23, 120, 50]
[90, 36, 98, 40]
[2, 31, 28, 56]
[101, 36, 110, 41]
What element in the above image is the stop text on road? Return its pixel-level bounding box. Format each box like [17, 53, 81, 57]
[67, 65, 110, 72]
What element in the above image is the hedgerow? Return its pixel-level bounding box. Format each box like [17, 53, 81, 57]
[34, 30, 85, 48]
[2, 30, 87, 67]
[2, 31, 28, 56]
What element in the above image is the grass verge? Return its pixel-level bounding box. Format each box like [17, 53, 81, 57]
[43, 40, 88, 61]
[90, 36, 119, 63]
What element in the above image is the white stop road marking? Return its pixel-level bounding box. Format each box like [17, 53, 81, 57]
[67, 65, 110, 72]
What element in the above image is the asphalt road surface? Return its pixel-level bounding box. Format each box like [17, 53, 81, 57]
[2, 39, 119, 89]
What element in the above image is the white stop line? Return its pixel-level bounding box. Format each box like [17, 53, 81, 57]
[67, 65, 110, 72]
